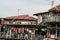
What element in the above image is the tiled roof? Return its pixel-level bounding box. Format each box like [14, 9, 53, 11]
[49, 5, 60, 12]
[6, 15, 36, 20]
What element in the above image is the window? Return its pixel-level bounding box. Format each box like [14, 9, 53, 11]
[42, 16, 47, 23]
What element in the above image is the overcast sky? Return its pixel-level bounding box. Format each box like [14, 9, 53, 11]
[0, 0, 60, 17]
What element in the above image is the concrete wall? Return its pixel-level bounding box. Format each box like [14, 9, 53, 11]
[37, 15, 42, 24]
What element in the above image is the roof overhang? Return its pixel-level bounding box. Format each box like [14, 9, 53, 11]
[33, 12, 49, 16]
[2, 24, 37, 28]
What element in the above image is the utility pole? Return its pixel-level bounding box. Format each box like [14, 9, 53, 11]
[12, 9, 20, 23]
[17, 9, 20, 17]
[17, 9, 20, 39]
[51, 0, 54, 7]
[51, 0, 58, 38]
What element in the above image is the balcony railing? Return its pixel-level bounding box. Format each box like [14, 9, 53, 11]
[2, 21, 36, 25]
[45, 16, 60, 22]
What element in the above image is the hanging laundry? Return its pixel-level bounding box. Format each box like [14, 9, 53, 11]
[1, 27, 4, 32]
[18, 28, 22, 33]
[22, 28, 24, 33]
[13, 27, 17, 32]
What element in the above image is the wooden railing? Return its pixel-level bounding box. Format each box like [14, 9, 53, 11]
[45, 16, 60, 22]
[2, 21, 36, 25]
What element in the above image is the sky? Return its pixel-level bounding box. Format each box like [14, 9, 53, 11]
[0, 0, 60, 18]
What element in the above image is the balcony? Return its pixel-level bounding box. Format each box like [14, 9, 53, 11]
[2, 21, 36, 25]
[45, 16, 60, 22]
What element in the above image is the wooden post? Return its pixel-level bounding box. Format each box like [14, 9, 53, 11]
[6, 32, 9, 38]
[18, 34, 19, 39]
[10, 30, 12, 38]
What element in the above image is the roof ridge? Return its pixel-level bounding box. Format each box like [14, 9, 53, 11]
[49, 4, 60, 11]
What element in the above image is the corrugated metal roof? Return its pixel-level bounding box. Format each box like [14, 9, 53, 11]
[49, 5, 60, 12]
[6, 15, 36, 20]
